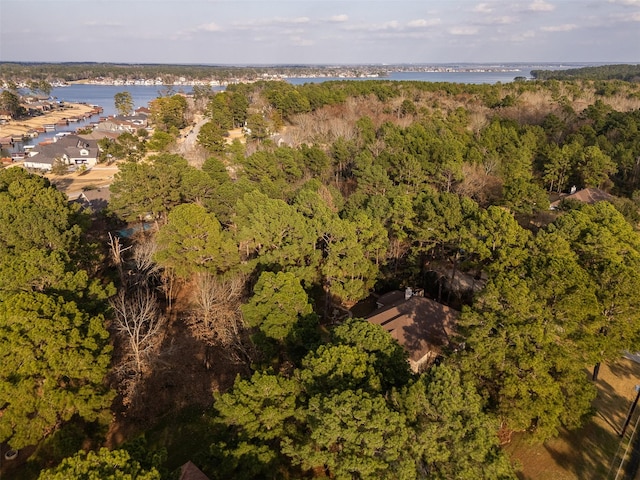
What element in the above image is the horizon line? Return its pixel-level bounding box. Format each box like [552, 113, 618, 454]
[2, 61, 639, 67]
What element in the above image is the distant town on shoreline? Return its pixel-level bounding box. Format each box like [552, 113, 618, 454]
[0, 61, 613, 87]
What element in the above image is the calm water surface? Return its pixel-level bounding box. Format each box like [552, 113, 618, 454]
[9, 70, 529, 150]
[285, 69, 532, 85]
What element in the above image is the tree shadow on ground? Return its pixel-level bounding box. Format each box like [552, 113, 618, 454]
[595, 377, 635, 435]
[543, 422, 619, 480]
[608, 359, 640, 382]
[508, 360, 640, 480]
[49, 177, 74, 190]
[107, 315, 248, 448]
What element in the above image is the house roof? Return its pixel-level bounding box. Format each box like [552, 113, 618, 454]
[114, 113, 148, 123]
[375, 289, 406, 307]
[367, 291, 459, 364]
[179, 461, 210, 480]
[550, 187, 614, 209]
[77, 188, 111, 211]
[94, 119, 136, 133]
[79, 130, 120, 141]
[30, 134, 99, 164]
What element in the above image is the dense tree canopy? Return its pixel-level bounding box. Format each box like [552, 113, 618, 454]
[0, 293, 113, 449]
[108, 154, 189, 222]
[37, 448, 160, 480]
[155, 204, 238, 278]
[0, 169, 114, 450]
[0, 88, 23, 118]
[241, 271, 313, 342]
[210, 319, 514, 479]
[114, 91, 134, 116]
[149, 94, 188, 132]
[11, 72, 640, 478]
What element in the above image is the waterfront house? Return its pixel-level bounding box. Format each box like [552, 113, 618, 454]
[25, 134, 99, 171]
[94, 114, 147, 134]
[0, 110, 13, 122]
[135, 106, 151, 116]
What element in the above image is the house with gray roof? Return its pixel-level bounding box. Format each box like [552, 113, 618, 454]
[24, 135, 99, 171]
[75, 188, 111, 212]
[94, 113, 148, 134]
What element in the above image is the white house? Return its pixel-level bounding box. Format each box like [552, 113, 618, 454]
[24, 135, 99, 171]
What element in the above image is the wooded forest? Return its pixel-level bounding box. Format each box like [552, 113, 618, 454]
[2, 68, 640, 479]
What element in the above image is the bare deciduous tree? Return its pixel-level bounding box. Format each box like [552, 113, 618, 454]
[108, 233, 131, 285]
[131, 235, 160, 281]
[188, 273, 253, 364]
[327, 118, 356, 142]
[455, 163, 502, 207]
[110, 288, 166, 376]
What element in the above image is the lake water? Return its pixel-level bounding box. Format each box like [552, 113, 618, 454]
[8, 70, 529, 150]
[49, 84, 196, 118]
[8, 85, 197, 148]
[46, 68, 530, 118]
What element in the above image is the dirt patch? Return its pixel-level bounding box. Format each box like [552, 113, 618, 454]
[227, 127, 245, 143]
[105, 281, 247, 448]
[46, 165, 119, 197]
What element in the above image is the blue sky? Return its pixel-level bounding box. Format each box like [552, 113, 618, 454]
[1, 0, 639, 64]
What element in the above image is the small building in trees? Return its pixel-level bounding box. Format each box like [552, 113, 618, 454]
[367, 288, 459, 372]
[75, 187, 111, 212]
[179, 461, 211, 480]
[549, 187, 614, 210]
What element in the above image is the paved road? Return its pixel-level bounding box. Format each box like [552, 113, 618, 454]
[175, 114, 206, 157]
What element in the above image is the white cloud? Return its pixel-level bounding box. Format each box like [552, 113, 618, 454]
[529, 0, 555, 11]
[608, 0, 640, 5]
[449, 26, 479, 35]
[173, 21, 222, 39]
[290, 36, 314, 47]
[484, 16, 517, 25]
[195, 22, 221, 32]
[330, 14, 348, 22]
[289, 17, 311, 25]
[232, 16, 311, 29]
[510, 29, 536, 41]
[541, 23, 578, 31]
[407, 18, 442, 28]
[342, 20, 403, 32]
[473, 3, 493, 13]
[84, 20, 123, 28]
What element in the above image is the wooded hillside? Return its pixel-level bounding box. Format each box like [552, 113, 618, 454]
[3, 76, 640, 479]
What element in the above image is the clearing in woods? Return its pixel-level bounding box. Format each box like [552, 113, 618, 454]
[506, 357, 640, 480]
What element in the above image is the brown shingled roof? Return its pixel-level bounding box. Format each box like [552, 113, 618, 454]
[179, 461, 210, 480]
[367, 291, 459, 370]
[550, 187, 614, 209]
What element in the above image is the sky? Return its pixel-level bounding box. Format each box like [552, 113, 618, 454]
[1, 0, 639, 65]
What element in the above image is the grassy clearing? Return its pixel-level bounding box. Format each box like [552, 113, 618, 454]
[506, 358, 640, 480]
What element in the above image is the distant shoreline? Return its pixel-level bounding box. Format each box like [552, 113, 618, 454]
[1, 62, 550, 89]
[0, 103, 97, 140]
